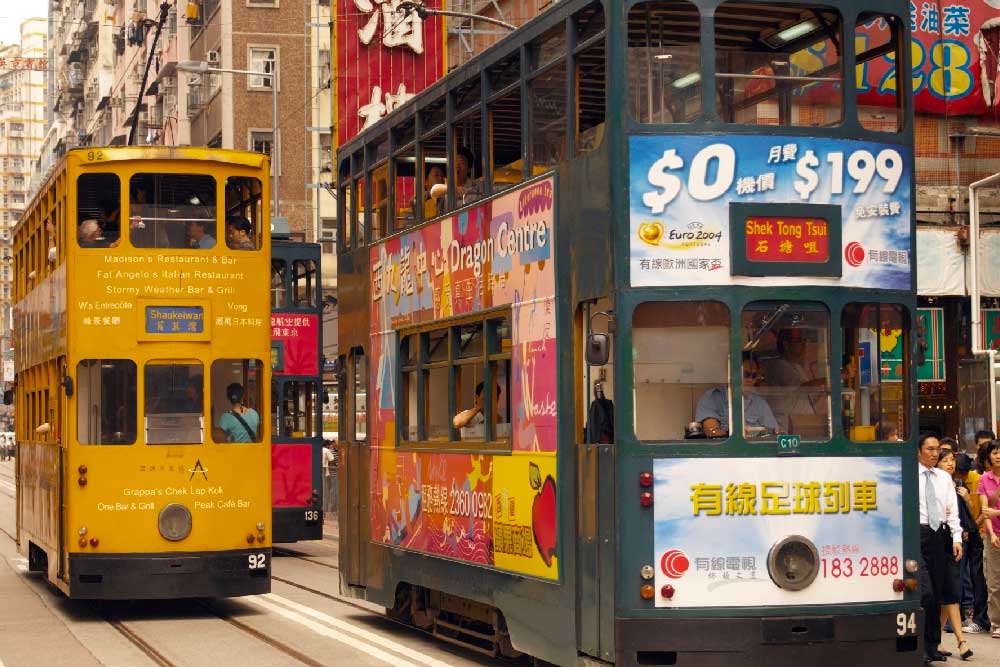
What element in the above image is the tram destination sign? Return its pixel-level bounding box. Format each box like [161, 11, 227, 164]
[144, 305, 204, 334]
[731, 202, 841, 277]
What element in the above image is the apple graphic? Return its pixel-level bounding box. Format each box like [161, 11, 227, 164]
[530, 462, 557, 567]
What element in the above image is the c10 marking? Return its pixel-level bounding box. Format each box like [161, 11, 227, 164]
[248, 553, 267, 570]
[896, 612, 916, 636]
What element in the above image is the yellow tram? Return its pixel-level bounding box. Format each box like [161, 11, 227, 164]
[12, 147, 272, 598]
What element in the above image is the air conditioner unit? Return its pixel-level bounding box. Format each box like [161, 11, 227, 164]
[207, 50, 220, 65]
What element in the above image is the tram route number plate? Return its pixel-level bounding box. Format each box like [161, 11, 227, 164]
[896, 612, 917, 636]
[777, 434, 800, 455]
[248, 553, 267, 570]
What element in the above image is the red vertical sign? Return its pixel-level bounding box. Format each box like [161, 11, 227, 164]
[336, 0, 446, 146]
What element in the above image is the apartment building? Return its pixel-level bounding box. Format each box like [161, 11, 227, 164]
[39, 0, 327, 242]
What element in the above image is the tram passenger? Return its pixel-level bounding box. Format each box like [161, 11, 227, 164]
[694, 353, 779, 438]
[453, 381, 501, 434]
[765, 328, 811, 386]
[188, 220, 216, 249]
[97, 197, 122, 243]
[78, 219, 119, 248]
[225, 216, 256, 250]
[454, 146, 482, 204]
[214, 383, 260, 443]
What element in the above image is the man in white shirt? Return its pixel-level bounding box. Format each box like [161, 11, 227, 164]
[917, 434, 963, 663]
[322, 440, 338, 513]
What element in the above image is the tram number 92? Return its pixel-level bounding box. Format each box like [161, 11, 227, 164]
[248, 553, 268, 570]
[896, 612, 917, 637]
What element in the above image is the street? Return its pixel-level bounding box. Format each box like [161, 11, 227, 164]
[0, 460, 506, 667]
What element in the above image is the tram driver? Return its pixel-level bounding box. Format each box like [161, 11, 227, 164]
[694, 352, 780, 439]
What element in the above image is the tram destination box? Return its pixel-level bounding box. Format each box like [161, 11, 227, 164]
[729, 202, 842, 277]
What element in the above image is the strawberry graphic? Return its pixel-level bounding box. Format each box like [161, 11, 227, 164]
[529, 462, 557, 567]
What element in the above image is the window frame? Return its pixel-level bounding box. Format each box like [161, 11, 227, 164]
[398, 310, 512, 450]
[247, 45, 278, 90]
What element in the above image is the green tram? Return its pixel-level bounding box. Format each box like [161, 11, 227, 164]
[335, 1, 921, 664]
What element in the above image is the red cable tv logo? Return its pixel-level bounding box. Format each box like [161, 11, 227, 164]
[844, 241, 865, 268]
[660, 549, 690, 579]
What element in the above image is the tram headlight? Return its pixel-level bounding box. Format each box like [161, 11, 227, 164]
[905, 559, 919, 574]
[640, 564, 655, 580]
[767, 535, 820, 591]
[158, 503, 193, 542]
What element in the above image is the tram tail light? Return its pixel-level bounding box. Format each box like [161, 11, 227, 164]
[892, 578, 905, 593]
[905, 578, 918, 592]
[247, 533, 256, 544]
[661, 584, 675, 599]
[89, 538, 99, 548]
[78, 538, 87, 548]
[639, 472, 653, 488]
[640, 491, 653, 507]
[640, 584, 655, 600]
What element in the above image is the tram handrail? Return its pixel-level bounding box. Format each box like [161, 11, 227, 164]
[969, 172, 1000, 433]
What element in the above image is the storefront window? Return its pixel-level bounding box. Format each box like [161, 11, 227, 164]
[741, 302, 831, 440]
[841, 303, 908, 441]
[632, 301, 730, 441]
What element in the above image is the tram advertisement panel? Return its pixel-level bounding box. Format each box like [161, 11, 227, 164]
[629, 135, 911, 289]
[368, 177, 559, 581]
[652, 457, 903, 607]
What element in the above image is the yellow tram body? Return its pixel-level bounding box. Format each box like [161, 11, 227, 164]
[13, 147, 273, 598]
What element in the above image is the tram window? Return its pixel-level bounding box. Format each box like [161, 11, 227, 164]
[282, 381, 318, 437]
[490, 90, 524, 192]
[841, 303, 909, 441]
[452, 124, 484, 209]
[76, 173, 122, 248]
[355, 172, 368, 245]
[370, 162, 389, 241]
[716, 3, 842, 127]
[129, 174, 217, 249]
[856, 13, 902, 132]
[144, 362, 204, 445]
[576, 38, 606, 154]
[627, 1, 701, 124]
[224, 176, 263, 250]
[271, 259, 288, 308]
[419, 130, 446, 221]
[393, 136, 417, 230]
[632, 301, 730, 442]
[742, 303, 831, 441]
[354, 354, 367, 441]
[488, 51, 520, 95]
[77, 359, 136, 445]
[210, 359, 263, 443]
[534, 22, 567, 70]
[402, 335, 418, 440]
[530, 60, 567, 168]
[292, 259, 318, 308]
[272, 380, 281, 437]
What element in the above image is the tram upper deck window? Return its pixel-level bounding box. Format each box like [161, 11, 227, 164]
[271, 259, 287, 308]
[856, 13, 902, 132]
[224, 176, 263, 250]
[144, 361, 204, 445]
[76, 173, 122, 248]
[77, 359, 136, 445]
[742, 302, 831, 440]
[632, 301, 730, 441]
[129, 174, 217, 249]
[841, 303, 909, 441]
[576, 2, 606, 154]
[627, 1, 701, 124]
[715, 3, 842, 127]
[292, 259, 318, 308]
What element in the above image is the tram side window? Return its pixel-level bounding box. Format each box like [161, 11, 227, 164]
[575, 1, 606, 154]
[76, 173, 122, 248]
[856, 13, 902, 132]
[489, 57, 524, 193]
[282, 381, 318, 437]
[841, 303, 908, 441]
[77, 359, 136, 445]
[130, 174, 217, 249]
[742, 302, 831, 441]
[292, 259, 318, 308]
[354, 353, 367, 441]
[716, 3, 842, 127]
[144, 362, 204, 444]
[224, 176, 263, 250]
[633, 301, 730, 441]
[627, 1, 701, 124]
[210, 359, 264, 443]
[271, 259, 288, 308]
[529, 27, 567, 167]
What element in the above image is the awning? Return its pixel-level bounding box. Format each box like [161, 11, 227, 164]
[917, 226, 967, 296]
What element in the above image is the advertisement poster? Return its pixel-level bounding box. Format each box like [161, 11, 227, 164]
[653, 457, 904, 608]
[271, 313, 320, 376]
[630, 135, 912, 288]
[856, 4, 1000, 116]
[368, 178, 560, 580]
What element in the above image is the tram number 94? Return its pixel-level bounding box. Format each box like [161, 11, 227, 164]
[896, 612, 917, 637]
[248, 553, 267, 570]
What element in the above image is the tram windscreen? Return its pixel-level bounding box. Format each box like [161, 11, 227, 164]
[742, 303, 831, 440]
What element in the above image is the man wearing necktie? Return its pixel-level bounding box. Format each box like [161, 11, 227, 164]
[918, 434, 963, 664]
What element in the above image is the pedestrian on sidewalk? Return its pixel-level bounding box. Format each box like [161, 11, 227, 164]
[322, 440, 339, 513]
[957, 450, 992, 636]
[977, 440, 1000, 639]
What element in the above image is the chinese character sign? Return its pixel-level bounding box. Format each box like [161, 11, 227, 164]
[653, 457, 904, 607]
[336, 0, 446, 144]
[270, 313, 320, 376]
[855, 4, 996, 116]
[630, 135, 912, 289]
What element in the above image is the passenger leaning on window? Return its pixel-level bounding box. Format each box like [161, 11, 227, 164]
[453, 382, 500, 431]
[695, 352, 779, 438]
[78, 219, 119, 248]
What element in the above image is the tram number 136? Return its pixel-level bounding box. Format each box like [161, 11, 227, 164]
[896, 612, 917, 637]
[249, 553, 268, 570]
